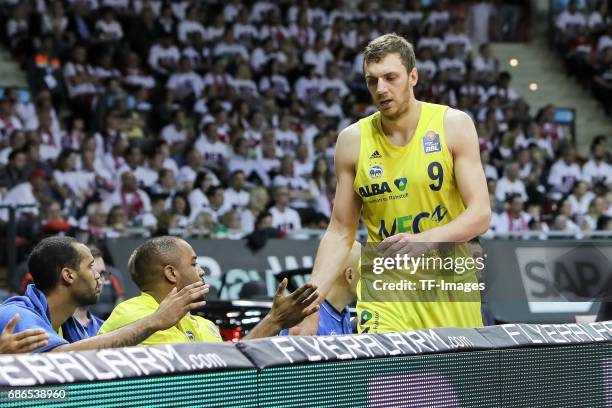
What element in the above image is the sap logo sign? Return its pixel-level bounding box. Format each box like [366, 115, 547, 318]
[369, 165, 383, 179]
[378, 205, 448, 238]
[359, 182, 391, 198]
[515, 246, 611, 314]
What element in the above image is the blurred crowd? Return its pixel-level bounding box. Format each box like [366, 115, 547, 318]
[554, 0, 612, 115]
[0, 0, 608, 253]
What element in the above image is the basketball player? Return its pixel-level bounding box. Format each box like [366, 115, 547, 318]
[291, 34, 491, 335]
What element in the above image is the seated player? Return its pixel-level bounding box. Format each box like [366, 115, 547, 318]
[99, 236, 319, 344]
[280, 241, 361, 336]
[0, 236, 210, 352]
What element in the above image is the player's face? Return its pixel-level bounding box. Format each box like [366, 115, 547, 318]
[364, 53, 417, 119]
[92, 256, 106, 301]
[72, 244, 101, 306]
[176, 240, 204, 290]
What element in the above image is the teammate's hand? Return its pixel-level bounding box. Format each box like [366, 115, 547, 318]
[152, 281, 209, 331]
[288, 310, 320, 336]
[269, 278, 320, 330]
[377, 233, 434, 258]
[0, 314, 49, 354]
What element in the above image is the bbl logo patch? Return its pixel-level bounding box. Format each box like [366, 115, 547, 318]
[369, 164, 383, 179]
[423, 131, 441, 154]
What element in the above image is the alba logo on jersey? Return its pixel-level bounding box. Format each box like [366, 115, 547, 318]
[359, 177, 408, 198]
[359, 182, 391, 197]
[377, 204, 448, 238]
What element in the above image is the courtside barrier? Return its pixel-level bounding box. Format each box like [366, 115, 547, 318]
[1, 322, 612, 407]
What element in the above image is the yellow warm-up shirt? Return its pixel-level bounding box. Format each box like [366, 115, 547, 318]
[354, 102, 483, 332]
[98, 292, 222, 345]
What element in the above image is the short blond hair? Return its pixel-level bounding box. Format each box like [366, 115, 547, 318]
[363, 33, 416, 74]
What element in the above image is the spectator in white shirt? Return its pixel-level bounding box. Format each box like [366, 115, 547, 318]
[473, 43, 499, 86]
[289, 11, 315, 48]
[240, 186, 270, 234]
[269, 186, 302, 232]
[224, 170, 251, 211]
[315, 89, 344, 122]
[95, 8, 123, 42]
[274, 114, 299, 156]
[416, 48, 438, 81]
[233, 8, 259, 47]
[426, 0, 451, 34]
[102, 170, 151, 221]
[294, 143, 313, 180]
[444, 18, 472, 58]
[495, 194, 531, 236]
[231, 63, 260, 101]
[200, 186, 231, 222]
[568, 180, 595, 217]
[187, 170, 217, 215]
[584, 196, 610, 230]
[195, 123, 230, 173]
[160, 109, 190, 155]
[117, 144, 157, 189]
[63, 45, 98, 102]
[303, 36, 335, 76]
[556, 0, 587, 39]
[147, 35, 180, 76]
[582, 135, 611, 186]
[227, 138, 270, 186]
[548, 146, 583, 196]
[319, 62, 350, 99]
[259, 59, 291, 101]
[273, 155, 313, 209]
[295, 65, 321, 104]
[438, 44, 466, 83]
[213, 30, 250, 63]
[260, 142, 281, 176]
[178, 6, 206, 44]
[203, 58, 234, 96]
[488, 71, 519, 104]
[166, 57, 205, 100]
[496, 162, 528, 202]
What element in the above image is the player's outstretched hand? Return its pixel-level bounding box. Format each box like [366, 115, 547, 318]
[152, 281, 209, 331]
[0, 314, 49, 354]
[270, 278, 320, 330]
[377, 233, 434, 258]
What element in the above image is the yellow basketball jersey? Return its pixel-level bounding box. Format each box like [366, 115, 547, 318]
[354, 102, 464, 242]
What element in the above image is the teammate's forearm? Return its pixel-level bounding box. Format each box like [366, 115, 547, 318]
[423, 204, 491, 242]
[244, 314, 282, 340]
[51, 315, 158, 352]
[309, 229, 355, 301]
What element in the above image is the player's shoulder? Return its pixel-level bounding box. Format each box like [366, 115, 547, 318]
[440, 108, 478, 155]
[443, 107, 475, 127]
[336, 122, 361, 168]
[338, 121, 361, 143]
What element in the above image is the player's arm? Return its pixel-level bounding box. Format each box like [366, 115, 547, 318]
[425, 109, 491, 241]
[51, 281, 208, 352]
[244, 279, 319, 339]
[0, 314, 49, 354]
[290, 124, 362, 335]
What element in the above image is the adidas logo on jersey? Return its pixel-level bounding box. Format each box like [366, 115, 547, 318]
[369, 150, 382, 159]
